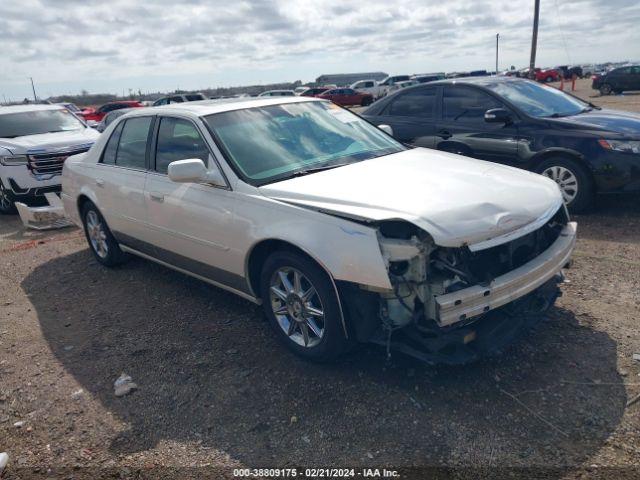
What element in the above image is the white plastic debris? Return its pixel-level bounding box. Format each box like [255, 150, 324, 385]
[633, 354, 640, 361]
[0, 452, 8, 474]
[71, 389, 84, 400]
[15, 192, 73, 230]
[13, 421, 24, 428]
[114, 373, 138, 397]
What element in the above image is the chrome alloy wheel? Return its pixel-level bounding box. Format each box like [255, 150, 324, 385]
[542, 166, 579, 204]
[86, 210, 109, 259]
[269, 267, 325, 348]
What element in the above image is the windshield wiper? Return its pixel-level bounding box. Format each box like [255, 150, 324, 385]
[288, 163, 351, 178]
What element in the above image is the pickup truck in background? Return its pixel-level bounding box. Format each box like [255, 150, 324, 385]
[0, 104, 99, 214]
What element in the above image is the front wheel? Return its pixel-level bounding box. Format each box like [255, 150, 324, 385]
[260, 251, 351, 362]
[536, 157, 594, 213]
[0, 180, 17, 215]
[545, 76, 554, 83]
[599, 83, 612, 95]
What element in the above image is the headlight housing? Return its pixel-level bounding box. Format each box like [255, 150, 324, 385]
[0, 155, 28, 166]
[598, 139, 640, 154]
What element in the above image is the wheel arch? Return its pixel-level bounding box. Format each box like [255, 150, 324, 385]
[245, 238, 349, 338]
[529, 148, 594, 175]
[76, 188, 101, 219]
[76, 194, 93, 216]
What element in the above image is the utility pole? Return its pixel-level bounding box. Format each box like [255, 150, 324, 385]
[529, 0, 540, 79]
[495, 33, 500, 74]
[29, 77, 37, 102]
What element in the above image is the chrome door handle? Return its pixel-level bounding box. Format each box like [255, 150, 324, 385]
[95, 179, 105, 187]
[149, 192, 164, 202]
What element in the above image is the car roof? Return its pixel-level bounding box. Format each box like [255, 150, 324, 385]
[121, 96, 327, 119]
[0, 104, 65, 115]
[424, 76, 533, 87]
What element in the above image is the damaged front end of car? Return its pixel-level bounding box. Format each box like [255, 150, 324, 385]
[339, 206, 577, 364]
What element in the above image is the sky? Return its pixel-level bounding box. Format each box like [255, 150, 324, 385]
[1, 0, 639, 101]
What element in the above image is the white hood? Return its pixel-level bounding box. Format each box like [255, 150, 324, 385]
[259, 148, 563, 248]
[0, 128, 99, 155]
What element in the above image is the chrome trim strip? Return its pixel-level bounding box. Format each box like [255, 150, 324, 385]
[119, 244, 261, 305]
[436, 221, 577, 327]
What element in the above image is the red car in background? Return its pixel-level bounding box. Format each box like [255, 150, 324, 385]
[79, 100, 144, 123]
[519, 68, 560, 83]
[317, 88, 374, 106]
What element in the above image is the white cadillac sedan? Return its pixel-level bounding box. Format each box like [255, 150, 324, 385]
[62, 97, 577, 363]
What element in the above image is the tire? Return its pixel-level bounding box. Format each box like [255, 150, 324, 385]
[599, 83, 612, 95]
[0, 180, 17, 215]
[260, 251, 351, 362]
[361, 97, 373, 107]
[545, 76, 554, 83]
[535, 157, 594, 213]
[81, 202, 128, 266]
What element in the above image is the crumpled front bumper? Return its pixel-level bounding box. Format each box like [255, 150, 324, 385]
[436, 222, 577, 327]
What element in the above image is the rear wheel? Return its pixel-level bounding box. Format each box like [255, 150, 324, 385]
[536, 157, 594, 213]
[545, 76, 554, 83]
[81, 202, 128, 266]
[260, 251, 351, 361]
[0, 180, 17, 215]
[599, 83, 612, 95]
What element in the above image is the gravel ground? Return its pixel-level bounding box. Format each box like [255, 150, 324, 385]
[1, 79, 639, 479]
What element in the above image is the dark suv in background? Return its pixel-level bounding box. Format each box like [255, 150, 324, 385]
[363, 77, 640, 212]
[592, 66, 640, 95]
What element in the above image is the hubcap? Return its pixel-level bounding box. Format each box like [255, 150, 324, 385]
[269, 267, 325, 348]
[0, 183, 13, 211]
[86, 210, 109, 259]
[542, 166, 579, 204]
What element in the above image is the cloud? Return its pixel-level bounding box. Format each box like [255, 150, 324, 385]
[0, 0, 638, 99]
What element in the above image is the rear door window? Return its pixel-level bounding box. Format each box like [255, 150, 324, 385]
[442, 87, 501, 124]
[154, 117, 209, 174]
[115, 117, 153, 169]
[101, 121, 124, 165]
[387, 88, 436, 118]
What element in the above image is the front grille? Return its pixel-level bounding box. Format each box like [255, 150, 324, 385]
[27, 146, 91, 176]
[463, 206, 569, 282]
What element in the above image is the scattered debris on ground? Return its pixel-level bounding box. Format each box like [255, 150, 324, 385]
[113, 373, 138, 397]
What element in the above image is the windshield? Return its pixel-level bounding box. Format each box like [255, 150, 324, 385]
[204, 101, 405, 185]
[0, 109, 86, 138]
[485, 80, 590, 118]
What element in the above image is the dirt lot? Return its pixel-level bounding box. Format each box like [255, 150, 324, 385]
[1, 79, 640, 479]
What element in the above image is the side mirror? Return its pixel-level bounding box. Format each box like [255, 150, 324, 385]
[168, 159, 225, 186]
[378, 124, 394, 136]
[484, 108, 513, 124]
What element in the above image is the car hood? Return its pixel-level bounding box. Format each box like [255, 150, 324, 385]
[551, 108, 640, 136]
[259, 148, 563, 248]
[0, 128, 100, 155]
